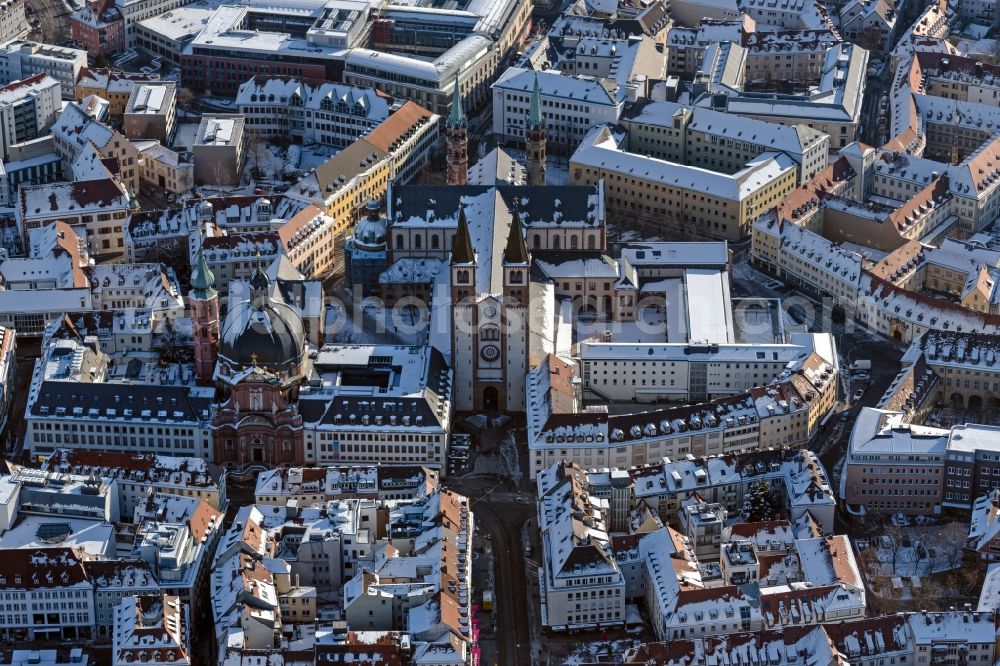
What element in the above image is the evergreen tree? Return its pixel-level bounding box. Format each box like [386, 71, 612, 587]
[741, 479, 780, 522]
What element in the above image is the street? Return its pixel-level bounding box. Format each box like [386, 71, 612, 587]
[446, 472, 534, 666]
[443, 421, 535, 666]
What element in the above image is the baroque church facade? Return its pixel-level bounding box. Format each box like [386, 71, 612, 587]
[190, 248, 310, 467]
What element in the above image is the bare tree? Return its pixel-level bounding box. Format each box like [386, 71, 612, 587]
[863, 513, 906, 575]
[857, 25, 884, 53]
[857, 543, 884, 580]
[910, 575, 945, 610]
[176, 87, 196, 112]
[927, 522, 969, 571]
[246, 129, 267, 182]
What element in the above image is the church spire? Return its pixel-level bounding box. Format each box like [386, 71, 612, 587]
[447, 72, 466, 130]
[189, 231, 220, 386]
[190, 224, 216, 300]
[190, 247, 217, 300]
[446, 72, 468, 186]
[504, 207, 529, 265]
[528, 75, 544, 130]
[526, 74, 547, 186]
[451, 207, 475, 264]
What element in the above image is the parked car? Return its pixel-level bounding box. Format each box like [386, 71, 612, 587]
[853, 388, 865, 401]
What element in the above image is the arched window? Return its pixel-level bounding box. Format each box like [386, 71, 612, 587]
[396, 234, 404, 248]
[509, 270, 524, 284]
[570, 235, 579, 249]
[553, 236, 561, 250]
[431, 234, 440, 249]
[533, 234, 541, 247]
[414, 235, 422, 249]
[481, 326, 500, 340]
[457, 269, 470, 284]
[587, 235, 596, 249]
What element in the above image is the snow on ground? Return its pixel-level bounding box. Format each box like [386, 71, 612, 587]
[299, 145, 337, 171]
[855, 524, 962, 579]
[244, 144, 285, 183]
[284, 145, 302, 175]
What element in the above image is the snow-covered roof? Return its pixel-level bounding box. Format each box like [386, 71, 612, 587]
[625, 99, 826, 161]
[467, 147, 525, 186]
[0, 73, 59, 105]
[235, 76, 392, 123]
[794, 534, 862, 590]
[905, 612, 995, 645]
[389, 182, 601, 294]
[701, 42, 866, 124]
[51, 101, 115, 155]
[493, 66, 620, 107]
[195, 115, 243, 146]
[667, 19, 744, 47]
[346, 33, 493, 85]
[18, 178, 130, 221]
[379, 257, 444, 285]
[977, 562, 1000, 612]
[572, 125, 797, 200]
[739, 0, 833, 30]
[537, 463, 621, 582]
[185, 5, 343, 59]
[136, 4, 217, 41]
[969, 489, 1000, 553]
[915, 93, 1000, 134]
[297, 344, 452, 433]
[847, 408, 949, 458]
[126, 83, 174, 115]
[754, 213, 863, 287]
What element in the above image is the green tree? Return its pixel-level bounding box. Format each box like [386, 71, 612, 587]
[741, 479, 781, 522]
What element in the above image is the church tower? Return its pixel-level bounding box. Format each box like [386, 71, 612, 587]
[446, 74, 468, 186]
[189, 241, 219, 385]
[502, 210, 530, 412]
[503, 209, 530, 306]
[450, 206, 476, 304]
[450, 206, 478, 411]
[526, 76, 546, 187]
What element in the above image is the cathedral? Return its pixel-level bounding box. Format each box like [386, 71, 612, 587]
[379, 79, 609, 412]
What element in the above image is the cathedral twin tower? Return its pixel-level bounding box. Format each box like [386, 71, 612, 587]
[446, 74, 546, 186]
